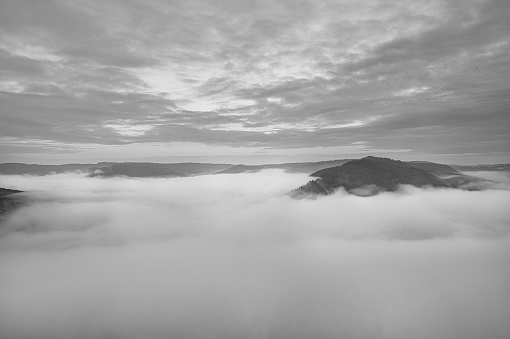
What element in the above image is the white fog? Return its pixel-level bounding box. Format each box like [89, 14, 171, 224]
[1, 171, 510, 339]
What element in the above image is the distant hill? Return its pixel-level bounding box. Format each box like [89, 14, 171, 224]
[216, 159, 462, 176]
[0, 162, 232, 177]
[1, 159, 508, 179]
[0, 163, 102, 175]
[291, 157, 452, 197]
[284, 160, 352, 174]
[89, 162, 233, 178]
[215, 160, 353, 175]
[215, 164, 295, 174]
[0, 159, 369, 177]
[89, 163, 186, 178]
[452, 164, 510, 172]
[151, 163, 231, 176]
[440, 174, 494, 188]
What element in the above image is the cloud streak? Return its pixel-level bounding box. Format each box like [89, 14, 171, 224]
[0, 0, 509, 163]
[1, 171, 510, 338]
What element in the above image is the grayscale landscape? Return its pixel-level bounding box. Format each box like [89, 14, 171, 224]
[1, 1, 509, 338]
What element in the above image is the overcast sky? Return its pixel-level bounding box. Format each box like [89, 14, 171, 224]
[1, 0, 509, 164]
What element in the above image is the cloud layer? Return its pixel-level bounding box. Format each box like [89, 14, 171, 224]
[1, 0, 509, 163]
[1, 171, 510, 338]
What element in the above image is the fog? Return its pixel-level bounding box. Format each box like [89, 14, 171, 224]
[464, 170, 510, 184]
[1, 171, 510, 339]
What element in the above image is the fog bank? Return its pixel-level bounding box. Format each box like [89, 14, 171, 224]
[463, 170, 510, 184]
[1, 171, 509, 339]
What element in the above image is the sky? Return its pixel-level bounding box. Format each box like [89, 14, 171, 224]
[0, 0, 509, 164]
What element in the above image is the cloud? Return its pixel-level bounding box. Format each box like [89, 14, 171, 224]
[0, 0, 509, 163]
[1, 171, 510, 338]
[0, 48, 46, 76]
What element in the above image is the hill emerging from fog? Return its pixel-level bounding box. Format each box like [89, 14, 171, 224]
[291, 157, 489, 197]
[89, 163, 187, 178]
[406, 161, 461, 176]
[452, 163, 510, 172]
[0, 160, 354, 177]
[0, 187, 25, 219]
[0, 162, 233, 178]
[0, 188, 22, 197]
[215, 160, 354, 175]
[0, 163, 106, 176]
[0, 158, 506, 187]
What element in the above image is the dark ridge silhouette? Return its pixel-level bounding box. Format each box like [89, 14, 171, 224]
[0, 188, 22, 197]
[215, 164, 296, 174]
[88, 163, 186, 178]
[215, 160, 354, 175]
[452, 164, 510, 172]
[150, 163, 232, 176]
[0, 163, 103, 175]
[0, 162, 233, 177]
[441, 174, 496, 189]
[88, 162, 233, 177]
[291, 156, 451, 197]
[215, 164, 269, 174]
[1, 159, 508, 179]
[284, 159, 352, 174]
[291, 180, 331, 196]
[0, 188, 25, 219]
[199, 159, 465, 176]
[406, 162, 500, 189]
[407, 161, 461, 176]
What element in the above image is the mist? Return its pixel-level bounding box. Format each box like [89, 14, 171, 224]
[1, 171, 510, 339]
[464, 170, 510, 184]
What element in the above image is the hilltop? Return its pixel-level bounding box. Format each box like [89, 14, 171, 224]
[0, 187, 25, 219]
[0, 158, 506, 181]
[406, 161, 461, 176]
[290, 157, 485, 197]
[0, 162, 232, 178]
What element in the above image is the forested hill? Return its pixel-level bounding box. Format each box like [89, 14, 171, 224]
[0, 187, 22, 196]
[406, 161, 460, 176]
[292, 157, 451, 197]
[0, 187, 24, 218]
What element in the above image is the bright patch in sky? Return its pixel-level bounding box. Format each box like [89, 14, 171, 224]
[103, 122, 154, 137]
[394, 87, 430, 97]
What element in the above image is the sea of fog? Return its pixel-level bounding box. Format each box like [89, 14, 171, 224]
[1, 170, 510, 339]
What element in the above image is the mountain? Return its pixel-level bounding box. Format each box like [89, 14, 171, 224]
[0, 187, 25, 219]
[89, 163, 186, 178]
[407, 161, 461, 176]
[209, 160, 510, 176]
[291, 157, 451, 197]
[284, 160, 352, 174]
[0, 163, 102, 175]
[2, 159, 508, 179]
[215, 160, 354, 175]
[149, 163, 231, 176]
[215, 164, 295, 174]
[0, 162, 233, 178]
[0, 187, 22, 197]
[440, 174, 494, 188]
[452, 164, 510, 172]
[88, 162, 233, 178]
